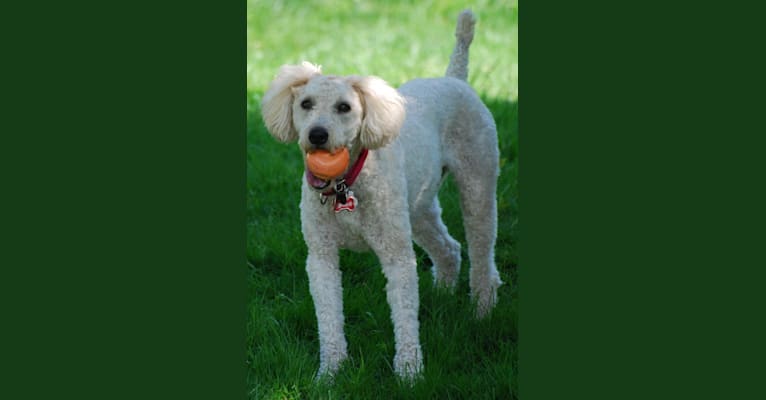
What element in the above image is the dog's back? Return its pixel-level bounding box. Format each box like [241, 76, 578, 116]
[394, 10, 498, 216]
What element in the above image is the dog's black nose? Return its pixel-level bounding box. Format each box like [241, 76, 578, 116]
[308, 127, 328, 145]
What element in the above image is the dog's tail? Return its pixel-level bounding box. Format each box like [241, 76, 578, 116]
[445, 9, 476, 81]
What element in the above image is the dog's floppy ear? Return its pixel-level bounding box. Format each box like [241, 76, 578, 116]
[348, 76, 406, 149]
[261, 62, 322, 143]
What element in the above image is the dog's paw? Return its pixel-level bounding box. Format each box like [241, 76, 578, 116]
[314, 367, 336, 383]
[393, 345, 423, 382]
[432, 266, 459, 290]
[473, 281, 502, 318]
[315, 348, 347, 381]
[315, 362, 341, 383]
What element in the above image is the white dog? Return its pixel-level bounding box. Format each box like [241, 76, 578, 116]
[261, 10, 502, 380]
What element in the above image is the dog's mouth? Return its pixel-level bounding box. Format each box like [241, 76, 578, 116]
[305, 169, 331, 190]
[303, 146, 352, 191]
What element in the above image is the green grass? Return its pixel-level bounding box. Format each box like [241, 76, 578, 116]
[247, 1, 518, 398]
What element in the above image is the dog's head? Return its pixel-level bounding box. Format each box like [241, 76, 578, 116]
[261, 62, 405, 189]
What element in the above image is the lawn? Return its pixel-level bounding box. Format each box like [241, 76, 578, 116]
[247, 1, 518, 398]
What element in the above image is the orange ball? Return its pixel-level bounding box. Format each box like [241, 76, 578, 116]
[306, 147, 350, 180]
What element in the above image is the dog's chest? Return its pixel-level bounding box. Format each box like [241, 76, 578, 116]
[332, 206, 371, 252]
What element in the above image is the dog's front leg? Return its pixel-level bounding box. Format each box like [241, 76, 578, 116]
[306, 249, 347, 378]
[375, 244, 423, 380]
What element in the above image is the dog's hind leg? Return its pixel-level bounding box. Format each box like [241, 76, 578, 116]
[450, 132, 503, 318]
[412, 198, 462, 289]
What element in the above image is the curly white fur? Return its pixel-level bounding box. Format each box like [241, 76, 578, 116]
[261, 62, 322, 143]
[261, 9, 502, 381]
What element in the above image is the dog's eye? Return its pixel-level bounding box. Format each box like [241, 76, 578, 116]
[336, 102, 351, 113]
[300, 99, 313, 110]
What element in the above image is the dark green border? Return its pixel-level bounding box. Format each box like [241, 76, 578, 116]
[523, 1, 765, 399]
[4, 1, 246, 398]
[5, 0, 764, 398]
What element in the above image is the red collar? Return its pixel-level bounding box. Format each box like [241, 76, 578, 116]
[322, 148, 369, 196]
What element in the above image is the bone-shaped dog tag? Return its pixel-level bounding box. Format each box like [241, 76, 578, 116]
[334, 190, 357, 213]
